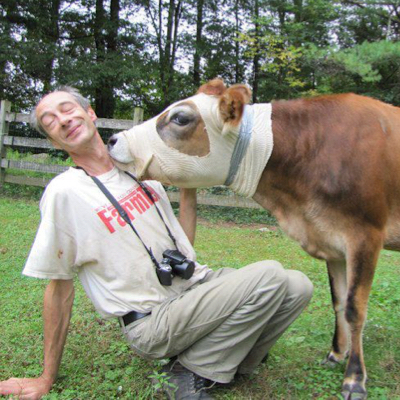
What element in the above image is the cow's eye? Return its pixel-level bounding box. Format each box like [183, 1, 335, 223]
[170, 112, 191, 126]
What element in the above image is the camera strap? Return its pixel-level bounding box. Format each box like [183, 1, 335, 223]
[124, 171, 177, 248]
[77, 167, 179, 269]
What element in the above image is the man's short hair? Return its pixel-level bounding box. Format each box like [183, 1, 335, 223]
[30, 86, 91, 137]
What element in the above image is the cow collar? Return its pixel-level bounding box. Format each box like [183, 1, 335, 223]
[226, 103, 274, 198]
[224, 105, 254, 187]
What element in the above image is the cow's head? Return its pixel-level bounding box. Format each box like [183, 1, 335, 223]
[108, 79, 255, 189]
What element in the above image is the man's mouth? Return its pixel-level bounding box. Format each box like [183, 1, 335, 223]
[66, 124, 81, 139]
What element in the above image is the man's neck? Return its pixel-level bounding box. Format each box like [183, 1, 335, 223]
[73, 153, 114, 176]
[70, 136, 115, 176]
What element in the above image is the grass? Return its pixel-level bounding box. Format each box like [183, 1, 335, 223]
[0, 188, 399, 399]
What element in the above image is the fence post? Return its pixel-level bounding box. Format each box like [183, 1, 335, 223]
[133, 107, 144, 125]
[0, 100, 11, 189]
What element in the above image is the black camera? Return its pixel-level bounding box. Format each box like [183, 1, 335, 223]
[156, 249, 195, 286]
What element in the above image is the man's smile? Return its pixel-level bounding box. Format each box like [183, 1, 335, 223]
[66, 124, 82, 140]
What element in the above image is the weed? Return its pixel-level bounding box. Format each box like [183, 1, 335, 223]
[148, 370, 177, 395]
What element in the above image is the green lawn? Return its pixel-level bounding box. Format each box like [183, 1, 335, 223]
[0, 191, 399, 399]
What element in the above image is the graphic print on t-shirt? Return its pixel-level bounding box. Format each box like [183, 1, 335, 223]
[95, 184, 160, 233]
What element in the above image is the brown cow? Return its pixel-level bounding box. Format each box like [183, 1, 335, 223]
[108, 79, 400, 399]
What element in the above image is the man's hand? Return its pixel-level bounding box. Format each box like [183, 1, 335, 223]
[0, 279, 74, 399]
[0, 376, 52, 399]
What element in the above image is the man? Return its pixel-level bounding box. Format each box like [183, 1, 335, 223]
[0, 87, 313, 400]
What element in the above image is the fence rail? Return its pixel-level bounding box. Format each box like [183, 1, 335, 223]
[0, 100, 262, 210]
[3, 135, 52, 149]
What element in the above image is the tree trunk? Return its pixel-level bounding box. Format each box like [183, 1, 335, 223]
[95, 0, 106, 116]
[277, 0, 286, 29]
[94, 0, 119, 118]
[193, 0, 204, 87]
[0, 12, 11, 100]
[42, 0, 61, 92]
[234, 0, 241, 83]
[161, 0, 181, 107]
[108, 0, 120, 52]
[252, 0, 260, 103]
[167, 0, 181, 93]
[293, 0, 303, 23]
[104, 0, 120, 116]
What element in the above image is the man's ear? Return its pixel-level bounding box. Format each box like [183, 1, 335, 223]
[87, 106, 97, 122]
[218, 84, 252, 135]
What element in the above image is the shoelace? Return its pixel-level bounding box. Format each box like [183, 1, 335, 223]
[192, 374, 216, 393]
[169, 360, 216, 394]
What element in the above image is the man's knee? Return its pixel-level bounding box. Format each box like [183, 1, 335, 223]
[286, 269, 314, 306]
[245, 260, 288, 290]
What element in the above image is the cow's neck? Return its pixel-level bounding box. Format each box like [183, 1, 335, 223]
[253, 99, 313, 208]
[227, 103, 274, 198]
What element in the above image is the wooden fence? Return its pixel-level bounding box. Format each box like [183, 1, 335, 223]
[0, 100, 262, 209]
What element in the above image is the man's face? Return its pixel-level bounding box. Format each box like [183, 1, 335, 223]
[36, 91, 97, 152]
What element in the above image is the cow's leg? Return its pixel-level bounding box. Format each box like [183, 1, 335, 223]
[341, 231, 383, 400]
[324, 259, 350, 365]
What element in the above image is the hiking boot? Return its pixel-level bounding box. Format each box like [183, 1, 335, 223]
[160, 360, 216, 399]
[234, 352, 269, 381]
[261, 352, 269, 364]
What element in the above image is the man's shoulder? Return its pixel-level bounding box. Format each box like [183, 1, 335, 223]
[142, 180, 169, 200]
[46, 168, 81, 191]
[41, 168, 86, 206]
[143, 179, 164, 191]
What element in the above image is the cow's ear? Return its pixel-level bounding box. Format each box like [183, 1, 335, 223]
[197, 78, 226, 96]
[219, 84, 252, 135]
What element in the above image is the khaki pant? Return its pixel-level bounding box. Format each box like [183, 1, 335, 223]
[121, 261, 313, 383]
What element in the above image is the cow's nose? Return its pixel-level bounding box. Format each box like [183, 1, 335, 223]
[108, 135, 118, 150]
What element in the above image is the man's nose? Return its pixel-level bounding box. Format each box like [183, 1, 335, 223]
[58, 113, 72, 126]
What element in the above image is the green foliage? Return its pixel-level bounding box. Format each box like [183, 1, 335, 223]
[1, 182, 44, 201]
[3, 0, 400, 117]
[6, 149, 74, 166]
[238, 27, 305, 90]
[1, 0, 400, 163]
[148, 370, 177, 394]
[298, 40, 400, 104]
[197, 205, 277, 225]
[332, 41, 400, 84]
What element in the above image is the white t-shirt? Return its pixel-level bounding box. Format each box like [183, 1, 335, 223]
[23, 167, 210, 319]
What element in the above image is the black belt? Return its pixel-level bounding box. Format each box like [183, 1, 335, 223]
[122, 310, 150, 327]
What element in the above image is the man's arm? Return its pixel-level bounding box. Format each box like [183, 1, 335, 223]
[0, 279, 74, 400]
[178, 188, 197, 245]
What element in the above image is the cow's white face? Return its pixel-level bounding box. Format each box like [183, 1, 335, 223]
[108, 79, 252, 188]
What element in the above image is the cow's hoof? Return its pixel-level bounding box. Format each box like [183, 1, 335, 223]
[321, 352, 346, 367]
[341, 382, 367, 399]
[321, 358, 338, 368]
[341, 390, 367, 399]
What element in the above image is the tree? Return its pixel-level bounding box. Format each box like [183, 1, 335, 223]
[0, 0, 63, 108]
[2, 0, 400, 118]
[92, 0, 120, 117]
[193, 0, 205, 87]
[339, 0, 400, 42]
[143, 0, 184, 108]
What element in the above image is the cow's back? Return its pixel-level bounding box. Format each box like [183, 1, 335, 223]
[254, 94, 400, 258]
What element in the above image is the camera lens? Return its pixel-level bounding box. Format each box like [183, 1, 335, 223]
[172, 260, 195, 280]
